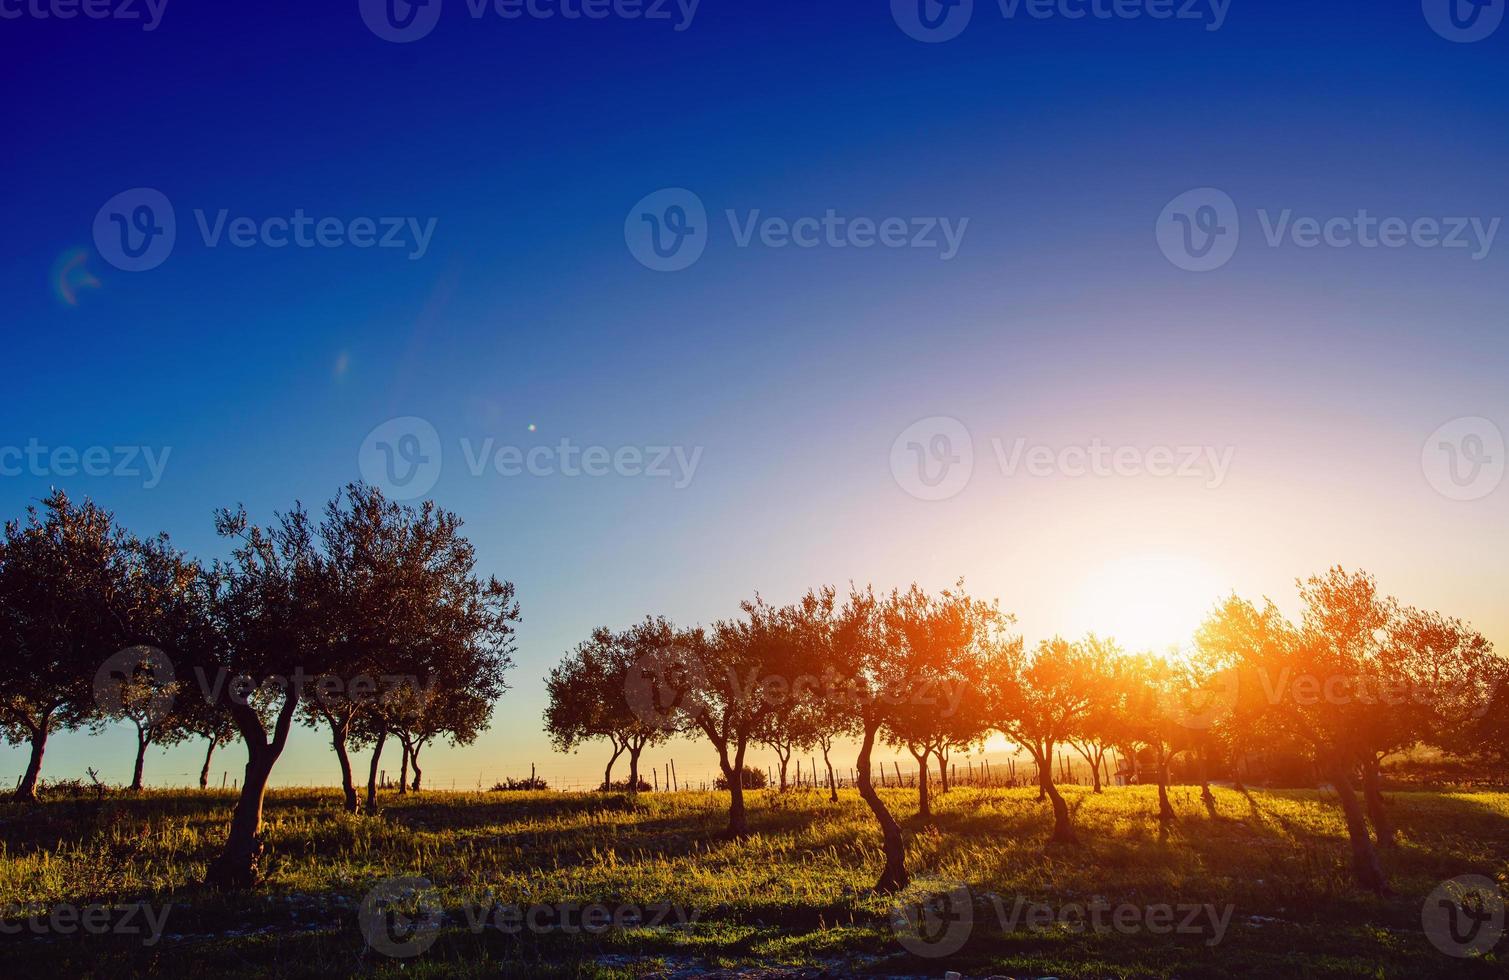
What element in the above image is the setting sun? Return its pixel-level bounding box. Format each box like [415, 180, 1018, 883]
[1067, 554, 1224, 655]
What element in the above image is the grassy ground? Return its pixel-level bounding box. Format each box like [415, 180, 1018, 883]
[0, 783, 1505, 978]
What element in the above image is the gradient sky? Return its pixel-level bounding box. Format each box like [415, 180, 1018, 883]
[3, 1, 1507, 790]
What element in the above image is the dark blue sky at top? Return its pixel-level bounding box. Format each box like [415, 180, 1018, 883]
[3, 1, 1507, 785]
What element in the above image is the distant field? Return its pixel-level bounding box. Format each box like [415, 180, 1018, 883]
[1, 784, 1505, 978]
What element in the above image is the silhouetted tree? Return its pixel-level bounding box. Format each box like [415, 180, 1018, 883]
[986, 635, 1115, 846]
[546, 619, 676, 795]
[1197, 570, 1404, 894]
[833, 582, 1008, 890]
[0, 493, 131, 801]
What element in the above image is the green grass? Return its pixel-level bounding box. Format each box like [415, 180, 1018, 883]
[1, 784, 1505, 978]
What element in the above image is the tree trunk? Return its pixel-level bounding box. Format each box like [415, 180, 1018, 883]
[131, 729, 148, 792]
[776, 748, 790, 792]
[365, 725, 388, 813]
[911, 748, 932, 820]
[205, 690, 299, 890]
[199, 738, 216, 791]
[15, 719, 49, 801]
[397, 741, 410, 796]
[1157, 761, 1176, 822]
[1360, 758, 1396, 849]
[410, 744, 422, 792]
[602, 742, 624, 791]
[856, 722, 908, 892]
[937, 753, 950, 793]
[1323, 758, 1391, 895]
[330, 721, 359, 813]
[205, 744, 276, 889]
[1089, 749, 1103, 793]
[628, 744, 643, 795]
[823, 746, 838, 803]
[718, 739, 749, 838]
[1038, 748, 1078, 845]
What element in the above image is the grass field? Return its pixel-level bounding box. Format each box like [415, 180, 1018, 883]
[1, 783, 1505, 978]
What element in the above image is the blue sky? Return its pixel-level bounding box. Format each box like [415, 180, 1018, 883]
[3, 1, 1508, 790]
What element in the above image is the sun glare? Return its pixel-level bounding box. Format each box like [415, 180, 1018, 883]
[1068, 555, 1222, 657]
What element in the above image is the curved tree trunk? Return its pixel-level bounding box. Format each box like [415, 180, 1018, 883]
[719, 739, 750, 838]
[397, 741, 410, 796]
[410, 744, 423, 792]
[856, 722, 907, 892]
[206, 745, 276, 888]
[627, 743, 643, 796]
[131, 730, 148, 792]
[199, 738, 216, 791]
[330, 722, 359, 813]
[205, 685, 300, 889]
[365, 725, 388, 813]
[1038, 747, 1078, 845]
[937, 752, 950, 793]
[15, 719, 49, 802]
[1157, 765, 1176, 822]
[823, 746, 838, 803]
[602, 740, 624, 791]
[1360, 758, 1395, 849]
[1324, 758, 1391, 895]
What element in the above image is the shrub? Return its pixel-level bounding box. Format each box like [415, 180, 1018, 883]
[599, 778, 653, 792]
[489, 775, 549, 792]
[713, 767, 768, 791]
